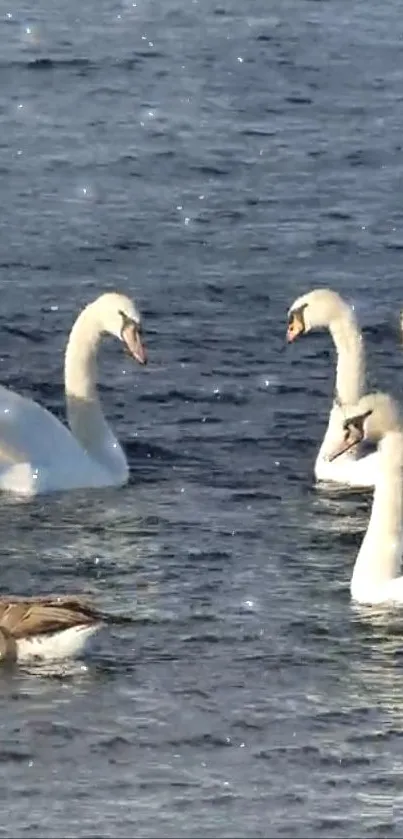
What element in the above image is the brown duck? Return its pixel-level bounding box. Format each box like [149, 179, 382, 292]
[0, 594, 107, 663]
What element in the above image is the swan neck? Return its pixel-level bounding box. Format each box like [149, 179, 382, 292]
[63, 304, 128, 481]
[64, 304, 110, 459]
[329, 308, 365, 406]
[351, 432, 403, 597]
[64, 306, 102, 408]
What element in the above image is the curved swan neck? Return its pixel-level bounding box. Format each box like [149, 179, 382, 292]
[63, 304, 127, 479]
[64, 305, 102, 405]
[328, 306, 365, 406]
[351, 431, 403, 600]
[316, 304, 365, 465]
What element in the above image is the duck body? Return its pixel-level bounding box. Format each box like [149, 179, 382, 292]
[0, 595, 105, 663]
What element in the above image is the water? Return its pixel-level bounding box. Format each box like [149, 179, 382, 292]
[1, 0, 403, 835]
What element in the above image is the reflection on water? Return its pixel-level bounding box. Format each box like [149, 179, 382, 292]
[18, 659, 91, 681]
[3, 0, 403, 834]
[310, 487, 370, 535]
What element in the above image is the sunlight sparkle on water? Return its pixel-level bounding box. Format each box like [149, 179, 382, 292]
[176, 205, 192, 227]
[257, 373, 280, 391]
[241, 599, 259, 613]
[139, 108, 158, 127]
[140, 34, 155, 47]
[73, 183, 95, 202]
[14, 100, 36, 122]
[21, 23, 40, 46]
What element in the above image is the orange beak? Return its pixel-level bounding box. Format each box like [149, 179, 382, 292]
[326, 426, 363, 462]
[122, 323, 147, 365]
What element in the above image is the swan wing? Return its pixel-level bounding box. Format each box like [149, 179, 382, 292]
[0, 384, 84, 466]
[0, 384, 113, 494]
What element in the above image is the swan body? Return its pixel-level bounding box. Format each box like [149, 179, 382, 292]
[0, 292, 147, 496]
[328, 392, 403, 605]
[287, 288, 378, 488]
[0, 595, 105, 663]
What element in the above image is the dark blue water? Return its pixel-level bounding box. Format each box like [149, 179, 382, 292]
[1, 0, 403, 836]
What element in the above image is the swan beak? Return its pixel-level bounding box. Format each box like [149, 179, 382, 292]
[326, 428, 363, 462]
[122, 324, 147, 365]
[286, 312, 304, 343]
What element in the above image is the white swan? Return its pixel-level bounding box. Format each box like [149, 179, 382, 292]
[0, 292, 147, 496]
[328, 392, 403, 604]
[286, 288, 378, 487]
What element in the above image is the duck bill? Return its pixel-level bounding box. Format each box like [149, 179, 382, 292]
[327, 430, 362, 462]
[122, 325, 147, 365]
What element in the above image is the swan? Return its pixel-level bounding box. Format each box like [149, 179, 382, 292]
[0, 594, 110, 662]
[0, 291, 147, 496]
[286, 288, 378, 487]
[328, 392, 403, 604]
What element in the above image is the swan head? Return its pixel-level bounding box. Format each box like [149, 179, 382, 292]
[327, 392, 401, 461]
[286, 288, 349, 342]
[90, 292, 147, 365]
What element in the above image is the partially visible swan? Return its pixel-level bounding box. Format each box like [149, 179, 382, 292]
[0, 594, 112, 662]
[286, 288, 378, 487]
[328, 392, 403, 604]
[0, 292, 147, 496]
